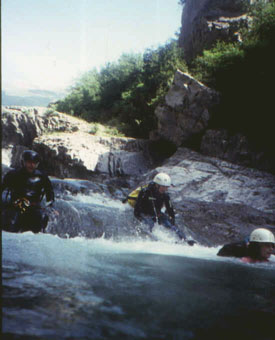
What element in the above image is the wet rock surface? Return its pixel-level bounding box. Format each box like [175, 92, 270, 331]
[2, 106, 275, 247]
[135, 147, 275, 246]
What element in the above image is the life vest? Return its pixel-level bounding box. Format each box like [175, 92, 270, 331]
[124, 185, 148, 208]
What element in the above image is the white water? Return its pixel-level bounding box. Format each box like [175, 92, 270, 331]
[3, 229, 275, 275]
[2, 230, 275, 340]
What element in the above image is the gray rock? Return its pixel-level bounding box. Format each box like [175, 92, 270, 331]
[200, 129, 274, 172]
[2, 105, 274, 246]
[2, 106, 90, 149]
[33, 132, 152, 179]
[1, 106, 153, 179]
[179, 0, 252, 63]
[152, 70, 219, 146]
[140, 147, 275, 245]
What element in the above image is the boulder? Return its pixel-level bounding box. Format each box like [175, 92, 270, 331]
[151, 70, 219, 146]
[1, 106, 153, 179]
[140, 147, 275, 245]
[200, 129, 274, 172]
[33, 132, 152, 179]
[1, 106, 84, 148]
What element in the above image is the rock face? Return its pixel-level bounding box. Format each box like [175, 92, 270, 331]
[151, 70, 219, 147]
[2, 105, 275, 246]
[2, 106, 82, 148]
[142, 147, 275, 246]
[152, 70, 274, 174]
[33, 132, 152, 179]
[179, 0, 251, 63]
[2, 106, 153, 179]
[200, 129, 274, 172]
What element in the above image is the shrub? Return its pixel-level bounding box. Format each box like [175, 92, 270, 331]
[191, 0, 275, 154]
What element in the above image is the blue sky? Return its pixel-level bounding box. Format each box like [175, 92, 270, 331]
[2, 0, 183, 96]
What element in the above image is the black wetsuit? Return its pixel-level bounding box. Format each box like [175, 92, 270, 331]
[133, 182, 185, 237]
[134, 182, 175, 223]
[217, 241, 249, 258]
[2, 167, 54, 233]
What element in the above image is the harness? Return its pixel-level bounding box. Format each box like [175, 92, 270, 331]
[13, 198, 31, 213]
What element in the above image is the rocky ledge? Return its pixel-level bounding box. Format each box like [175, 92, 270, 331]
[2, 105, 275, 246]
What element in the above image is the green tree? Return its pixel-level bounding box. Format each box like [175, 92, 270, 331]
[54, 39, 186, 138]
[191, 0, 275, 154]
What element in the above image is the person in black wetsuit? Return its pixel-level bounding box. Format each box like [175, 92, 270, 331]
[217, 228, 275, 263]
[134, 172, 195, 245]
[2, 150, 55, 233]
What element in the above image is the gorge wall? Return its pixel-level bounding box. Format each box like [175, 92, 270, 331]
[179, 0, 252, 63]
[150, 70, 274, 174]
[150, 0, 274, 174]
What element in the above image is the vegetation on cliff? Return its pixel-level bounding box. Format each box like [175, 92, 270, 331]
[53, 40, 186, 138]
[191, 0, 275, 154]
[53, 0, 274, 156]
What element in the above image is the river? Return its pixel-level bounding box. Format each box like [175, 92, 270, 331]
[2, 229, 275, 340]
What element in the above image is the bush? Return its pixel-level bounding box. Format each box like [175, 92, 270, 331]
[53, 40, 187, 138]
[191, 0, 275, 154]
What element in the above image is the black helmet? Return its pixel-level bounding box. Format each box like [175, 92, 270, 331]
[21, 150, 40, 164]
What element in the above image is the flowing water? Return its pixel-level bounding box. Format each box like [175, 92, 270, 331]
[2, 229, 275, 340]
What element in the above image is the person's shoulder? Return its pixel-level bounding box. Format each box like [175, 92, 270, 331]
[163, 191, 171, 199]
[34, 168, 49, 177]
[217, 240, 248, 258]
[4, 167, 21, 178]
[146, 182, 155, 191]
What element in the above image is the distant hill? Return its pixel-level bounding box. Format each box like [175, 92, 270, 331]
[2, 90, 63, 107]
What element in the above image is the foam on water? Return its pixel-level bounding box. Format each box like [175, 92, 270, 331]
[69, 192, 128, 210]
[2, 230, 212, 282]
[3, 230, 275, 274]
[2, 230, 275, 340]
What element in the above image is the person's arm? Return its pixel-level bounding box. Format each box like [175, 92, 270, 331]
[134, 188, 148, 219]
[164, 194, 175, 224]
[2, 170, 15, 191]
[2, 172, 13, 205]
[43, 175, 55, 206]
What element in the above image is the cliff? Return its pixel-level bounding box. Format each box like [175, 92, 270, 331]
[179, 0, 251, 62]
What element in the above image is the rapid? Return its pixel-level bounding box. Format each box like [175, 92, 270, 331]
[2, 226, 275, 339]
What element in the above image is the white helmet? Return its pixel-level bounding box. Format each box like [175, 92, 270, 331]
[153, 173, 171, 187]
[249, 228, 275, 244]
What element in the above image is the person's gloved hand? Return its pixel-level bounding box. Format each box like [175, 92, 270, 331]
[45, 200, 54, 208]
[187, 239, 196, 246]
[169, 217, 175, 226]
[13, 198, 30, 213]
[45, 200, 59, 216]
[136, 215, 143, 222]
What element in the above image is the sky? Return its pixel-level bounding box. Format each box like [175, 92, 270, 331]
[2, 0, 183, 97]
